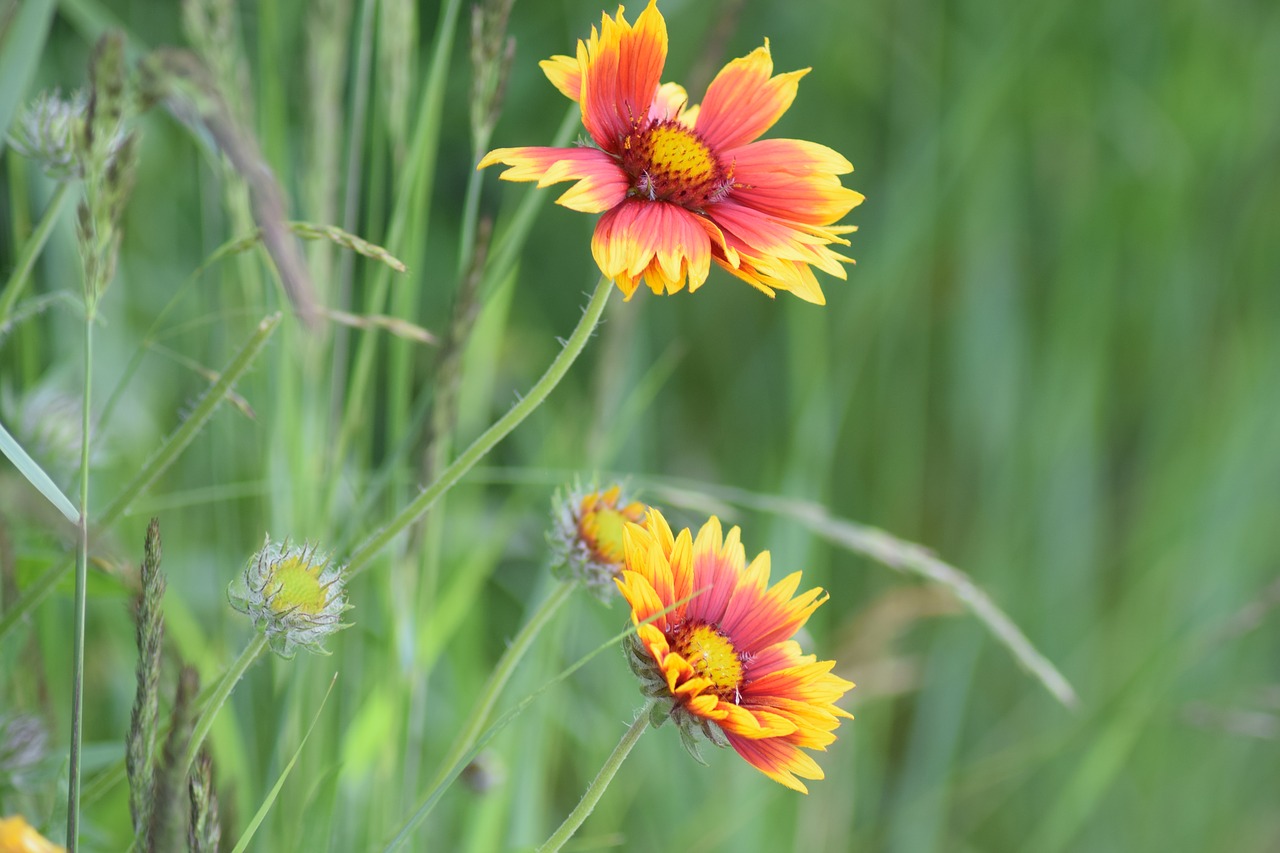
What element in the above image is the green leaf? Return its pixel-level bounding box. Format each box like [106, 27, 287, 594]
[0, 419, 79, 524]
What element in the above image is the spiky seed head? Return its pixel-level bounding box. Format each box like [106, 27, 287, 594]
[228, 536, 353, 659]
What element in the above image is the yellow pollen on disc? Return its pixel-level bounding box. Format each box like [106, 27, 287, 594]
[672, 623, 744, 697]
[581, 505, 628, 564]
[622, 120, 727, 207]
[268, 556, 329, 616]
[648, 125, 715, 183]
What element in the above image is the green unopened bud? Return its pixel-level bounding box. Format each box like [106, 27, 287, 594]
[228, 536, 352, 659]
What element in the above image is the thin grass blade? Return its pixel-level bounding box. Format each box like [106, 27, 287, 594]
[0, 419, 80, 524]
[230, 673, 338, 853]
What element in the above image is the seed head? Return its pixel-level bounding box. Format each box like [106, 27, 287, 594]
[228, 536, 352, 658]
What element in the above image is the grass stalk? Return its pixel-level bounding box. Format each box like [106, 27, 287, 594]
[327, 0, 463, 495]
[66, 305, 94, 851]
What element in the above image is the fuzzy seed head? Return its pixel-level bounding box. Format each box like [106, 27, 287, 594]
[228, 536, 352, 659]
[8, 91, 86, 179]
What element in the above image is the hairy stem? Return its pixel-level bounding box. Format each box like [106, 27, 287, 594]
[346, 273, 613, 578]
[537, 701, 654, 853]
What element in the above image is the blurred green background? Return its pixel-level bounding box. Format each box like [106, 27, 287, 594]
[2, 0, 1279, 850]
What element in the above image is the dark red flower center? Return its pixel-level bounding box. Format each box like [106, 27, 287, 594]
[619, 120, 732, 209]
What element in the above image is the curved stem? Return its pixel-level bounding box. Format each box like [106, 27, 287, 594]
[537, 701, 654, 853]
[182, 633, 268, 779]
[425, 579, 578, 795]
[346, 273, 613, 578]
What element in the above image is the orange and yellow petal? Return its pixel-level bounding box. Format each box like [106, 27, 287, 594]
[591, 199, 713, 298]
[708, 200, 851, 277]
[693, 42, 808, 151]
[540, 54, 582, 102]
[477, 146, 629, 213]
[688, 517, 748, 626]
[0, 816, 65, 853]
[703, 198, 861, 305]
[618, 570, 669, 631]
[725, 731, 826, 794]
[649, 81, 689, 121]
[728, 138, 866, 226]
[717, 253, 829, 305]
[579, 1, 668, 153]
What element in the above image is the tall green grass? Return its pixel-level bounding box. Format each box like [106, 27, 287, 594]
[2, 0, 1278, 850]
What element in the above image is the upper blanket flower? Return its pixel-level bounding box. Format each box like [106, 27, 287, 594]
[478, 1, 864, 304]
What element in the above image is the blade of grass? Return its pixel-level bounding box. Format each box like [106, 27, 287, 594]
[230, 673, 338, 853]
[328, 0, 462, 490]
[344, 274, 611, 579]
[384, 590, 701, 850]
[0, 419, 80, 524]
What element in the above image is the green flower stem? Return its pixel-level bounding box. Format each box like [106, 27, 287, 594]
[425, 579, 579, 795]
[181, 633, 268, 779]
[66, 306, 94, 851]
[537, 700, 655, 853]
[346, 272, 613, 578]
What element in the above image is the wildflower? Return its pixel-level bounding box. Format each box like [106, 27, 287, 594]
[228, 537, 352, 659]
[548, 483, 647, 599]
[0, 815, 64, 853]
[478, 0, 863, 304]
[616, 510, 853, 792]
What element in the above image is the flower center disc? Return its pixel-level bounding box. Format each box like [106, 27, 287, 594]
[269, 557, 328, 615]
[622, 121, 727, 208]
[580, 504, 628, 564]
[671, 622, 743, 697]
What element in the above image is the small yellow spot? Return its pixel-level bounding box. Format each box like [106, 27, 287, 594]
[672, 623, 743, 697]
